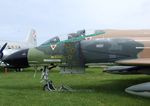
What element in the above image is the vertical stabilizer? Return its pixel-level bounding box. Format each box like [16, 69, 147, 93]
[25, 29, 37, 46]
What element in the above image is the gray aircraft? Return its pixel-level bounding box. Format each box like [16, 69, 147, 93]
[0, 29, 37, 72]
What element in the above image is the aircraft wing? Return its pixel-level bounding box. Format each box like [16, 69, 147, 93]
[116, 58, 150, 66]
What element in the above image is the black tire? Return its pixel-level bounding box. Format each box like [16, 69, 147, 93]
[43, 84, 50, 91]
[43, 81, 56, 91]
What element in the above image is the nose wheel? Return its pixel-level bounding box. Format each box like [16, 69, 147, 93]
[41, 66, 56, 91]
[41, 65, 74, 92]
[43, 80, 56, 91]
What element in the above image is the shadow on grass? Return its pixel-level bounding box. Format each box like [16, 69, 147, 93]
[0, 84, 41, 91]
[70, 76, 150, 98]
[0, 75, 150, 99]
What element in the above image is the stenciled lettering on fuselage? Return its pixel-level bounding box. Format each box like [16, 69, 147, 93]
[49, 55, 63, 59]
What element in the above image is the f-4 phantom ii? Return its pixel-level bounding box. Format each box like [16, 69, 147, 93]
[0, 29, 37, 71]
[3, 29, 150, 97]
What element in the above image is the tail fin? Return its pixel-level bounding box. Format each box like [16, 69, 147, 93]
[25, 29, 37, 46]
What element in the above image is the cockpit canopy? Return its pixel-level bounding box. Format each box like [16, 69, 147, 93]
[40, 36, 60, 46]
[40, 29, 105, 46]
[76, 29, 85, 36]
[49, 36, 60, 44]
[68, 29, 85, 39]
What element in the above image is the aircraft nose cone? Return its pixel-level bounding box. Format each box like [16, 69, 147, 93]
[3, 49, 29, 68]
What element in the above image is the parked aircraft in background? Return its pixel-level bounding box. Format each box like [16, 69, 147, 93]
[3, 29, 150, 97]
[0, 29, 37, 69]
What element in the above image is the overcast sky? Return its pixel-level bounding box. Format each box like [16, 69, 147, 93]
[0, 0, 150, 44]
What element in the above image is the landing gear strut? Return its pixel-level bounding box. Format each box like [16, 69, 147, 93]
[41, 66, 56, 91]
[41, 65, 73, 92]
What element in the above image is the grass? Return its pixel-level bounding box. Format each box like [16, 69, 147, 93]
[0, 67, 149, 106]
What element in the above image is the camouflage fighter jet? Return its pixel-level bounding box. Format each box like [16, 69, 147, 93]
[3, 29, 150, 97]
[3, 29, 104, 90]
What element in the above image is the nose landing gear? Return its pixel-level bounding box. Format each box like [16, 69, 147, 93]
[40, 65, 73, 92]
[41, 66, 56, 91]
